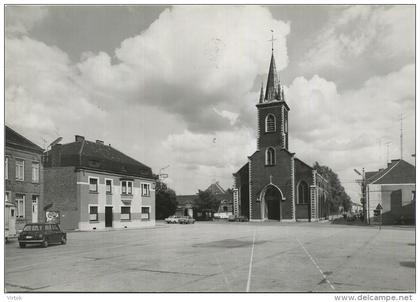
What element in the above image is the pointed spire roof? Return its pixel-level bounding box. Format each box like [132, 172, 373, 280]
[264, 52, 279, 101]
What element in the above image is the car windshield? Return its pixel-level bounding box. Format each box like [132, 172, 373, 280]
[23, 225, 43, 231]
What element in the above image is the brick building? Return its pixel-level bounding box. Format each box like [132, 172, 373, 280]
[43, 135, 156, 231]
[233, 51, 329, 222]
[366, 159, 415, 224]
[5, 126, 44, 233]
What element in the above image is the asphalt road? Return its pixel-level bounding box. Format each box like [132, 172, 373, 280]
[4, 221, 415, 292]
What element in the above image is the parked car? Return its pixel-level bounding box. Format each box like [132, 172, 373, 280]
[18, 223, 66, 248]
[228, 215, 236, 222]
[179, 216, 195, 224]
[165, 216, 181, 224]
[236, 216, 249, 222]
[227, 215, 249, 222]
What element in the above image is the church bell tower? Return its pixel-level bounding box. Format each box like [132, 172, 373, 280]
[256, 51, 290, 151]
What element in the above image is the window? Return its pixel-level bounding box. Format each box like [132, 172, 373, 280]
[106, 179, 112, 194]
[141, 183, 150, 196]
[32, 162, 40, 183]
[16, 194, 25, 218]
[265, 114, 276, 133]
[5, 157, 8, 180]
[16, 159, 24, 181]
[89, 177, 98, 192]
[5, 191, 10, 203]
[298, 181, 309, 204]
[141, 207, 150, 220]
[412, 191, 416, 204]
[89, 205, 98, 221]
[121, 206, 131, 220]
[121, 181, 133, 195]
[265, 147, 275, 166]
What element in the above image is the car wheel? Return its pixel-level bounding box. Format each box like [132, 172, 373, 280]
[61, 236, 67, 245]
[19, 242, 25, 248]
[42, 240, 48, 248]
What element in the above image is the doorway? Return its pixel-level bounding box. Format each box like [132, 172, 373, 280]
[105, 206, 113, 227]
[32, 196, 38, 223]
[264, 185, 281, 220]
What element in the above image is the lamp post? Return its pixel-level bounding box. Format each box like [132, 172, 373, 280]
[354, 168, 367, 223]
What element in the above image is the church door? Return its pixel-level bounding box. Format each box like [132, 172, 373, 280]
[265, 185, 281, 220]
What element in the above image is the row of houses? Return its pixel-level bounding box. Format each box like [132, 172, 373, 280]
[5, 126, 156, 235]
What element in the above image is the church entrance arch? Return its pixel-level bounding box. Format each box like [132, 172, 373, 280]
[260, 184, 284, 221]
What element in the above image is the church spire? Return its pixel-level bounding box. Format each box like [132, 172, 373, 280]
[264, 52, 279, 101]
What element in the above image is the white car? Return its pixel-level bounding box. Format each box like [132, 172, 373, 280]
[165, 216, 181, 224]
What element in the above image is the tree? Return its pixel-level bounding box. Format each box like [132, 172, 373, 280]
[313, 162, 352, 213]
[155, 181, 178, 220]
[193, 190, 220, 212]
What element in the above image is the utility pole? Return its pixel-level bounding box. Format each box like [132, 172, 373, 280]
[400, 113, 403, 160]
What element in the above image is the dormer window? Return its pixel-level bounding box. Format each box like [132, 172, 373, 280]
[265, 114, 276, 133]
[265, 147, 275, 166]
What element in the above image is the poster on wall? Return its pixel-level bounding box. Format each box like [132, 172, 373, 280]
[46, 211, 60, 224]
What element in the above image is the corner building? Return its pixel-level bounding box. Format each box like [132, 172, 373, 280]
[43, 135, 156, 231]
[233, 52, 328, 222]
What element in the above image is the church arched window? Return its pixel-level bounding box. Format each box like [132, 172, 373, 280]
[297, 181, 309, 204]
[265, 147, 275, 166]
[265, 114, 276, 133]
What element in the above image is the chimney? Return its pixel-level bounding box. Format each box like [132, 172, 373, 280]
[96, 140, 104, 145]
[75, 135, 85, 142]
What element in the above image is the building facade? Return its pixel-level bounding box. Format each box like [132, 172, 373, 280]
[43, 135, 156, 231]
[5, 126, 44, 234]
[233, 51, 329, 222]
[366, 159, 415, 225]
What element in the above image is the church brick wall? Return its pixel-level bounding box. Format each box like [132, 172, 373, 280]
[249, 148, 293, 220]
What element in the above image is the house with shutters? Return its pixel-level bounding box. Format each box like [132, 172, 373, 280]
[43, 135, 156, 231]
[5, 126, 44, 233]
[232, 48, 329, 222]
[366, 159, 415, 224]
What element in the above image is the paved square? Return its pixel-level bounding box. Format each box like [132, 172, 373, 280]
[5, 221, 415, 292]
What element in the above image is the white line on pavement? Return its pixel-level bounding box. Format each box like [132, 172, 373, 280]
[246, 229, 256, 292]
[296, 238, 336, 291]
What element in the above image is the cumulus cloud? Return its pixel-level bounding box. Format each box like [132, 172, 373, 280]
[286, 64, 415, 201]
[300, 5, 414, 71]
[75, 6, 290, 133]
[5, 5, 415, 200]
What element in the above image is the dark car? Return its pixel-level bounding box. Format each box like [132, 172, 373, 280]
[18, 223, 67, 248]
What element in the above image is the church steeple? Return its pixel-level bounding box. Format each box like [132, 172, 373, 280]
[264, 52, 279, 101]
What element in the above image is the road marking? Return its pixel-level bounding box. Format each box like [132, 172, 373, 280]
[296, 238, 335, 291]
[246, 229, 256, 292]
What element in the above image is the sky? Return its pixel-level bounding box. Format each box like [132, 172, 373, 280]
[5, 5, 415, 202]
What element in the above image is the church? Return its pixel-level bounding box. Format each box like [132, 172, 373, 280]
[232, 49, 329, 222]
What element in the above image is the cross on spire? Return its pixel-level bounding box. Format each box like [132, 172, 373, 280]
[269, 30, 276, 52]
